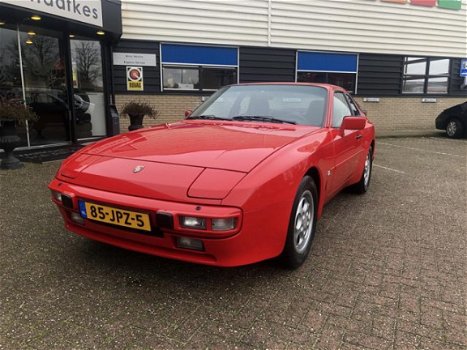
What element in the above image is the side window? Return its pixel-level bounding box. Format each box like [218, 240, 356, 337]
[332, 92, 352, 128]
[345, 94, 359, 116]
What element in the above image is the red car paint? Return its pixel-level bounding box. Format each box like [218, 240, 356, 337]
[49, 83, 375, 267]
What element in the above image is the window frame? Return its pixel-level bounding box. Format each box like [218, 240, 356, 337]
[332, 91, 354, 128]
[344, 93, 360, 116]
[160, 43, 239, 92]
[295, 50, 359, 94]
[402, 57, 451, 95]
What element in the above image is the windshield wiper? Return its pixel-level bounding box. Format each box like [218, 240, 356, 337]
[232, 115, 296, 125]
[187, 115, 231, 121]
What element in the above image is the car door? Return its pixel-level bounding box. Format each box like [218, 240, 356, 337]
[329, 91, 362, 195]
[345, 93, 368, 166]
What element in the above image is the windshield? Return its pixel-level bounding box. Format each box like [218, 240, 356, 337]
[190, 85, 328, 126]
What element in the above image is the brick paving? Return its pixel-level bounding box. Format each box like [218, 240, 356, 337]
[0, 136, 466, 349]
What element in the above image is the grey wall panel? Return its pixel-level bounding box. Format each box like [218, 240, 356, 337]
[239, 47, 295, 83]
[357, 54, 403, 96]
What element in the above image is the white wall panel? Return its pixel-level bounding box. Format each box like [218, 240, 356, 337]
[122, 0, 269, 45]
[121, 0, 467, 57]
[270, 0, 467, 57]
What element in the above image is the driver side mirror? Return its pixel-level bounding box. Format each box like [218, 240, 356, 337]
[184, 110, 192, 118]
[341, 116, 366, 131]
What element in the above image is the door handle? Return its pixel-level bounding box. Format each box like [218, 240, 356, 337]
[356, 134, 363, 140]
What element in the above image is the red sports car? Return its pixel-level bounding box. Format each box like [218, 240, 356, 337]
[49, 83, 375, 268]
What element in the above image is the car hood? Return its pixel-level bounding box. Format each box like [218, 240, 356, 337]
[80, 121, 320, 172]
[57, 121, 321, 201]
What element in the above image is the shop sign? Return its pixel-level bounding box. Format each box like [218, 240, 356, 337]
[379, 0, 462, 10]
[0, 0, 103, 27]
[460, 59, 467, 77]
[127, 67, 144, 91]
[113, 53, 157, 66]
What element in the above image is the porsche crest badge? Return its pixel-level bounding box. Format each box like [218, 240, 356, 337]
[133, 165, 145, 173]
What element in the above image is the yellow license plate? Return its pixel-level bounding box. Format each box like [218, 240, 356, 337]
[80, 201, 151, 232]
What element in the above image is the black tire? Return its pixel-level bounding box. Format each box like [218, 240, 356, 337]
[350, 146, 373, 194]
[446, 118, 464, 139]
[281, 176, 318, 269]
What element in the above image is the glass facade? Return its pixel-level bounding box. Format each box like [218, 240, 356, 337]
[0, 25, 108, 148]
[0, 0, 121, 149]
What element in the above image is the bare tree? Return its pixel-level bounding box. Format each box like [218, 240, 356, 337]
[74, 41, 100, 90]
[21, 36, 63, 88]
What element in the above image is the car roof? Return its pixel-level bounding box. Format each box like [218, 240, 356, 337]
[231, 82, 346, 92]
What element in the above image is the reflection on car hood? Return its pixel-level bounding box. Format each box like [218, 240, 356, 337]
[81, 121, 321, 172]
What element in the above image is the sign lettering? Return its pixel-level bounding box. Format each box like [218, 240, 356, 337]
[0, 0, 103, 27]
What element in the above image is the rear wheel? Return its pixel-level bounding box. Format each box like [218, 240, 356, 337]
[446, 118, 464, 138]
[281, 176, 318, 269]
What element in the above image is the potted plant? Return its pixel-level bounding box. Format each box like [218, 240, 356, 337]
[0, 97, 38, 169]
[121, 101, 158, 131]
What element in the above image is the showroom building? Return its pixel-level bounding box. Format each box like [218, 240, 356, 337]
[0, 0, 466, 149]
[113, 0, 467, 136]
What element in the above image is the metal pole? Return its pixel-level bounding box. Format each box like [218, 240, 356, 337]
[267, 0, 272, 47]
[16, 24, 30, 148]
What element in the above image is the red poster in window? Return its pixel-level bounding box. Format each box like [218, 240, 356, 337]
[410, 0, 436, 6]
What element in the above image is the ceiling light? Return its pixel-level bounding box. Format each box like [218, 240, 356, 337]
[69, 34, 75, 38]
[27, 31, 36, 36]
[25, 39, 33, 45]
[96, 31, 105, 36]
[31, 15, 41, 21]
[0, 21, 5, 26]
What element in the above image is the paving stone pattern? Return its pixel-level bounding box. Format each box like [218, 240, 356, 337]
[0, 136, 466, 349]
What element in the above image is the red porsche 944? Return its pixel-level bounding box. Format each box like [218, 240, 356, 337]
[49, 83, 375, 268]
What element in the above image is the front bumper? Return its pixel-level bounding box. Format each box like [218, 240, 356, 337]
[48, 178, 284, 267]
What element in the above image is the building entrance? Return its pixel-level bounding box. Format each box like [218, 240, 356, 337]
[0, 25, 107, 148]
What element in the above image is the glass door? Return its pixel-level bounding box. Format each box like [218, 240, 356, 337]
[0, 25, 28, 147]
[70, 38, 106, 139]
[20, 27, 70, 146]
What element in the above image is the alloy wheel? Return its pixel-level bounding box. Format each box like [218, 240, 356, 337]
[446, 121, 457, 137]
[363, 151, 371, 188]
[293, 190, 314, 254]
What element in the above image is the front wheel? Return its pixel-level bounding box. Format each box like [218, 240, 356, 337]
[281, 176, 318, 269]
[350, 146, 373, 194]
[446, 119, 464, 138]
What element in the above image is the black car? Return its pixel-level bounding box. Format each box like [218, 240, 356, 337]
[435, 101, 467, 138]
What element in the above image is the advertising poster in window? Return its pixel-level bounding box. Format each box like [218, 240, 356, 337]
[460, 59, 467, 77]
[127, 67, 144, 91]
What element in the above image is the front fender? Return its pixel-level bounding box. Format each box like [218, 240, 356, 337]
[221, 131, 331, 257]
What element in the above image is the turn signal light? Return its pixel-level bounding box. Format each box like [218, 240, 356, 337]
[212, 218, 236, 231]
[52, 191, 62, 202]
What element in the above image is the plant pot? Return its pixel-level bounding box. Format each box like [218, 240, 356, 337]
[0, 120, 23, 169]
[128, 114, 145, 131]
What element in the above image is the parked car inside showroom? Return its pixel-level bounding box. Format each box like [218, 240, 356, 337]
[435, 101, 467, 138]
[49, 83, 375, 268]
